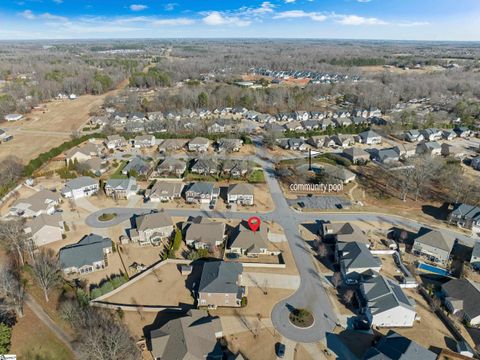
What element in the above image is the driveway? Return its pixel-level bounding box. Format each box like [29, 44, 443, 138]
[242, 272, 300, 290]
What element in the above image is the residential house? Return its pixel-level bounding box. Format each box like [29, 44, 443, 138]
[441, 143, 465, 158]
[334, 117, 353, 127]
[59, 234, 112, 275]
[185, 182, 219, 204]
[10, 190, 61, 217]
[283, 121, 304, 132]
[154, 158, 187, 178]
[404, 129, 424, 142]
[420, 128, 442, 141]
[104, 177, 137, 200]
[442, 129, 457, 140]
[320, 222, 370, 246]
[0, 128, 13, 143]
[198, 261, 245, 308]
[104, 135, 127, 150]
[449, 203, 480, 234]
[24, 214, 64, 246]
[363, 331, 437, 360]
[442, 279, 480, 326]
[61, 176, 99, 199]
[208, 119, 237, 134]
[368, 107, 382, 118]
[188, 137, 210, 152]
[393, 143, 416, 159]
[145, 181, 184, 202]
[472, 156, 480, 171]
[413, 227, 455, 265]
[318, 118, 334, 130]
[4, 113, 23, 122]
[416, 141, 441, 156]
[358, 130, 382, 145]
[122, 156, 151, 177]
[360, 274, 417, 327]
[264, 123, 286, 134]
[351, 116, 368, 126]
[470, 241, 480, 270]
[324, 166, 356, 184]
[336, 241, 381, 281]
[149, 309, 223, 360]
[84, 158, 107, 176]
[132, 135, 156, 148]
[308, 135, 335, 148]
[158, 138, 188, 153]
[277, 138, 307, 151]
[331, 134, 355, 148]
[343, 147, 370, 164]
[216, 138, 243, 152]
[222, 160, 249, 178]
[191, 159, 219, 176]
[227, 221, 277, 257]
[227, 183, 254, 206]
[454, 126, 472, 138]
[375, 148, 400, 164]
[184, 218, 226, 250]
[302, 120, 320, 131]
[65, 142, 100, 164]
[130, 212, 173, 246]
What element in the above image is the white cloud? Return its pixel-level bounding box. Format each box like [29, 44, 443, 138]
[153, 18, 195, 26]
[164, 3, 178, 11]
[284, 0, 296, 3]
[202, 11, 251, 26]
[129, 4, 148, 11]
[357, 0, 372, 2]
[335, 14, 387, 25]
[20, 10, 35, 19]
[274, 10, 327, 21]
[397, 21, 430, 27]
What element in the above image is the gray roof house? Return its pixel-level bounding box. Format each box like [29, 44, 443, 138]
[104, 135, 127, 150]
[375, 148, 400, 164]
[413, 227, 455, 266]
[198, 261, 245, 308]
[358, 130, 382, 145]
[59, 234, 112, 275]
[10, 189, 61, 218]
[420, 128, 442, 141]
[227, 221, 276, 257]
[184, 219, 226, 250]
[449, 203, 480, 233]
[307, 135, 335, 148]
[191, 158, 219, 175]
[332, 134, 355, 148]
[324, 166, 356, 184]
[320, 222, 370, 246]
[336, 242, 382, 281]
[185, 182, 219, 204]
[188, 137, 210, 152]
[132, 135, 156, 148]
[404, 129, 424, 142]
[441, 143, 465, 158]
[363, 330, 437, 360]
[216, 138, 243, 152]
[442, 129, 457, 140]
[360, 274, 417, 327]
[121, 156, 151, 176]
[149, 309, 223, 360]
[154, 158, 187, 178]
[343, 147, 370, 164]
[104, 177, 137, 200]
[416, 141, 442, 156]
[221, 160, 249, 178]
[227, 183, 254, 206]
[61, 176, 99, 199]
[145, 181, 184, 202]
[442, 278, 480, 326]
[130, 212, 173, 246]
[472, 156, 480, 171]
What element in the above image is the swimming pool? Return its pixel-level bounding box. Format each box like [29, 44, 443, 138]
[417, 262, 449, 276]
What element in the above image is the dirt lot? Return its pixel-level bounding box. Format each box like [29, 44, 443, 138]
[103, 263, 195, 307]
[226, 327, 282, 360]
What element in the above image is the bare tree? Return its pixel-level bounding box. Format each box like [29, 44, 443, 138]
[317, 242, 329, 259]
[0, 219, 28, 266]
[32, 248, 62, 302]
[0, 264, 25, 318]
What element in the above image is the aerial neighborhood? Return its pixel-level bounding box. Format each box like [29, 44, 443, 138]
[1, 35, 480, 360]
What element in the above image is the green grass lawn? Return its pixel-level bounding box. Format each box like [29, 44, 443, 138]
[247, 169, 265, 183]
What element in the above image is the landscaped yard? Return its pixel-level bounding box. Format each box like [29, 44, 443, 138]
[98, 212, 117, 221]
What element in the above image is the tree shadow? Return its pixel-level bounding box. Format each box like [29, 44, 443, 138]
[421, 203, 449, 221]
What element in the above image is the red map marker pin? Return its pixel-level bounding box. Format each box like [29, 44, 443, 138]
[247, 216, 261, 232]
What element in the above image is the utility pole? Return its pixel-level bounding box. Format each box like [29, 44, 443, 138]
[308, 148, 312, 171]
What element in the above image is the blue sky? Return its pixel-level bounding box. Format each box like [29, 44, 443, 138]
[0, 0, 479, 40]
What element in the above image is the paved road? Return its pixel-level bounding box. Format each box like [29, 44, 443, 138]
[84, 139, 479, 343]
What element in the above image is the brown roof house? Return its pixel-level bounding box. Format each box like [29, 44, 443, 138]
[198, 261, 245, 308]
[188, 137, 210, 152]
[413, 227, 455, 266]
[320, 222, 370, 246]
[149, 309, 223, 360]
[183, 217, 226, 251]
[145, 181, 184, 202]
[130, 212, 174, 246]
[24, 213, 64, 246]
[227, 221, 279, 257]
[154, 158, 187, 178]
[342, 147, 370, 164]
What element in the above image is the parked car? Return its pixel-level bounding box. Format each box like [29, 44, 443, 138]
[276, 342, 286, 358]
